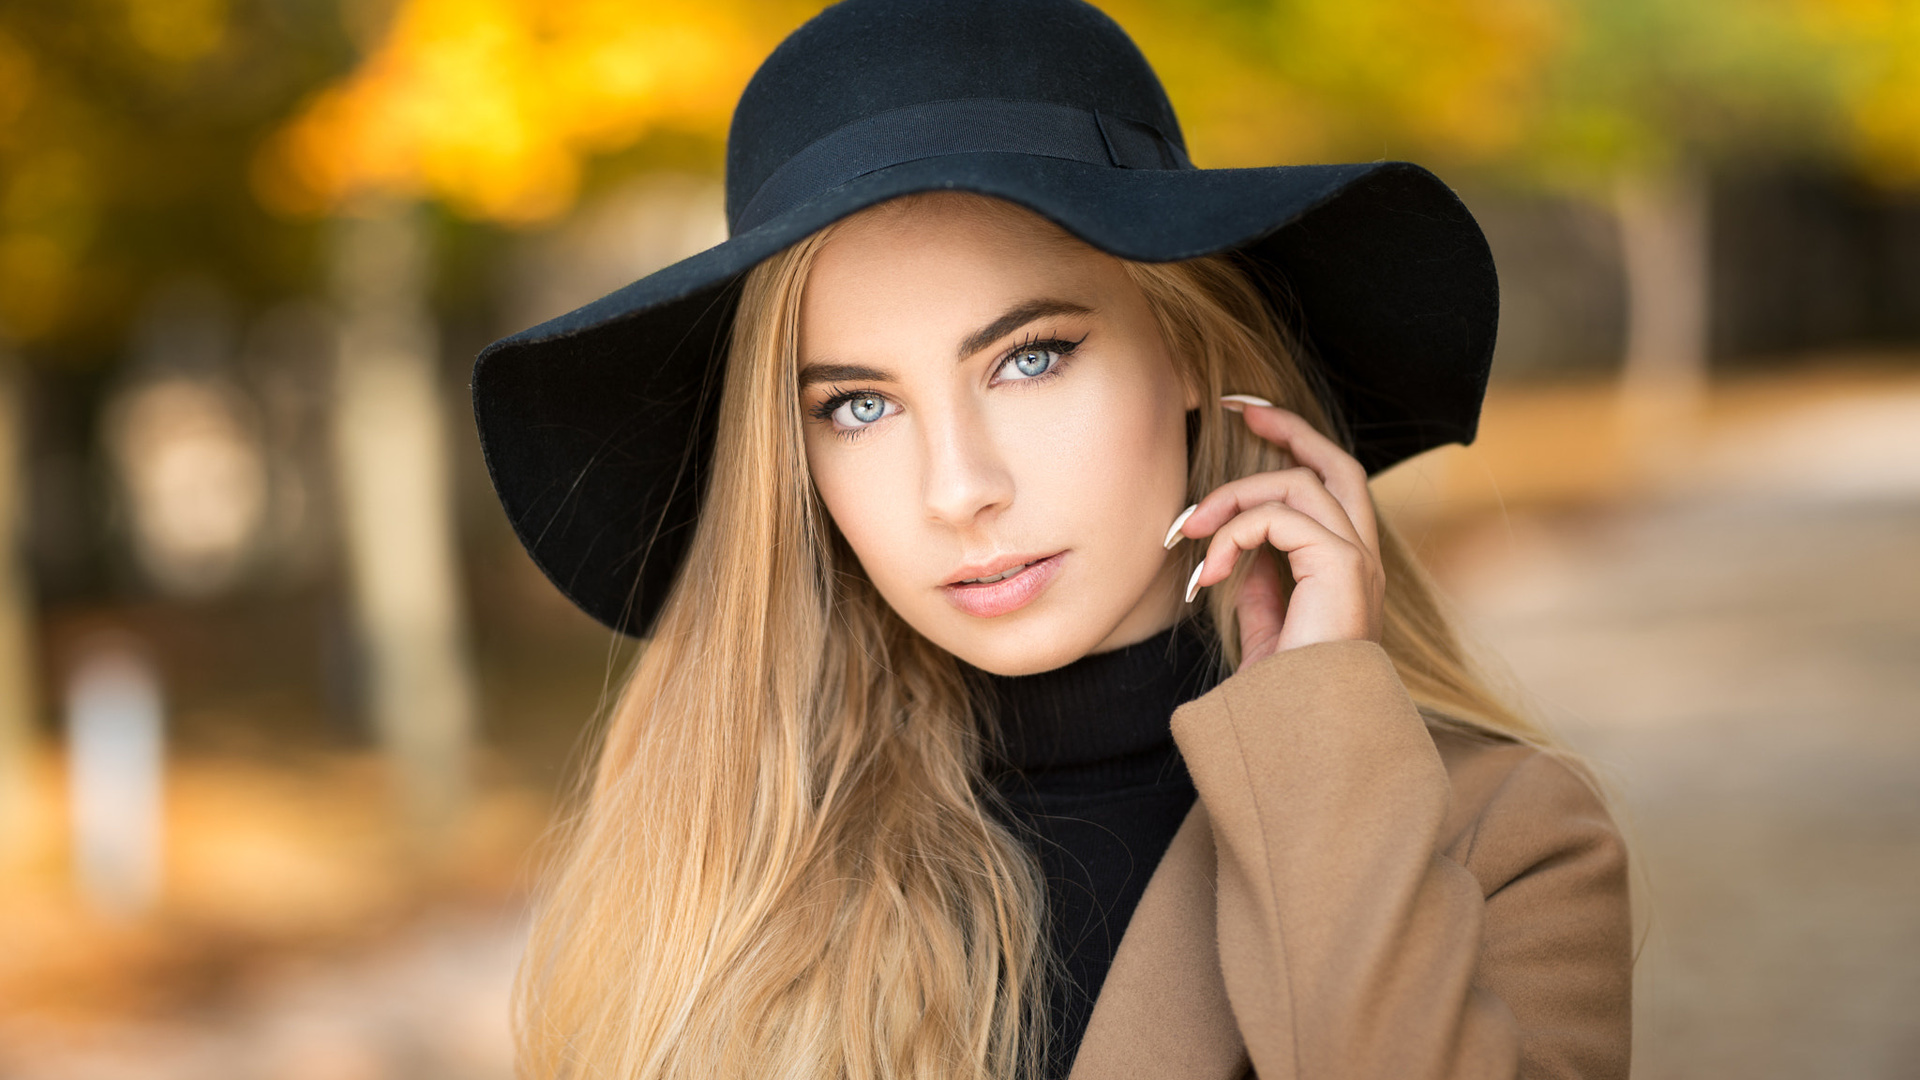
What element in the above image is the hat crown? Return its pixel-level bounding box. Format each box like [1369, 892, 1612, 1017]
[725, 0, 1185, 230]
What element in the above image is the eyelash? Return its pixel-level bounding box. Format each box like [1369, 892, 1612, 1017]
[999, 333, 1085, 384]
[807, 333, 1087, 440]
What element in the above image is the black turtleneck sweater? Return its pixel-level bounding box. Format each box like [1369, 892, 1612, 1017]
[968, 620, 1223, 1077]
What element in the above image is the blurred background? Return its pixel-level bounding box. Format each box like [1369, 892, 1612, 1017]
[0, 0, 1915, 1076]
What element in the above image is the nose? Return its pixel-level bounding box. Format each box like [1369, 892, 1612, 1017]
[920, 402, 1013, 529]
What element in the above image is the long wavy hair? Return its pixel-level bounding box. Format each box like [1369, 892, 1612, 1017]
[514, 194, 1554, 1079]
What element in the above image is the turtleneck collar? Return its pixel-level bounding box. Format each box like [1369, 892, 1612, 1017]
[963, 618, 1222, 1077]
[969, 618, 1222, 773]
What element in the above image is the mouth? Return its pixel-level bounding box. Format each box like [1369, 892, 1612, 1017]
[954, 561, 1038, 585]
[940, 551, 1066, 619]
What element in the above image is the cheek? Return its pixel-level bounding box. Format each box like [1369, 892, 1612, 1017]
[1014, 365, 1188, 521]
[806, 438, 925, 587]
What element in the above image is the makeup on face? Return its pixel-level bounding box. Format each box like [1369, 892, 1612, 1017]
[940, 551, 1067, 618]
[797, 311, 1093, 441]
[797, 194, 1194, 676]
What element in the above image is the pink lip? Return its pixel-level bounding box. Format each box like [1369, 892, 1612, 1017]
[940, 551, 1066, 618]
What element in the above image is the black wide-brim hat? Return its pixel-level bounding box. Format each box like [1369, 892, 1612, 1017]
[473, 0, 1498, 638]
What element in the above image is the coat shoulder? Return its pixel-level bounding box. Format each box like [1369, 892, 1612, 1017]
[1425, 724, 1635, 1079]
[1426, 723, 1622, 896]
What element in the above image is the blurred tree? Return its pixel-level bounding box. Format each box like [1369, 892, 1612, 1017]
[1804, 0, 1920, 183]
[0, 349, 34, 863]
[258, 0, 825, 223]
[1522, 0, 1846, 436]
[0, 1, 356, 852]
[329, 202, 475, 837]
[0, 0, 354, 362]
[1104, 0, 1565, 170]
[258, 0, 823, 836]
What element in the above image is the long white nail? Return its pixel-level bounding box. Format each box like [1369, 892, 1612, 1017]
[1184, 561, 1206, 604]
[1162, 504, 1198, 549]
[1219, 394, 1273, 412]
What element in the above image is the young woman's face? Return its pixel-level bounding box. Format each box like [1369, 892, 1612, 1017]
[799, 196, 1196, 676]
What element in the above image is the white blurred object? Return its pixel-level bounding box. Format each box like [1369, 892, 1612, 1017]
[1615, 167, 1711, 450]
[108, 377, 269, 596]
[66, 641, 165, 917]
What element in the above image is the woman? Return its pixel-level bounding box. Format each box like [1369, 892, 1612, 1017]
[472, 1, 1632, 1077]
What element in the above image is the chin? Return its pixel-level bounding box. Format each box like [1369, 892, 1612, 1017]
[923, 601, 1121, 677]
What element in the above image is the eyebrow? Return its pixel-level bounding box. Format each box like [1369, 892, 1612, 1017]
[796, 297, 1095, 390]
[796, 362, 892, 389]
[956, 298, 1094, 360]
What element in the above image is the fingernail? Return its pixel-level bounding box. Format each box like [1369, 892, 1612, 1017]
[1184, 561, 1205, 604]
[1162, 504, 1198, 549]
[1219, 394, 1273, 412]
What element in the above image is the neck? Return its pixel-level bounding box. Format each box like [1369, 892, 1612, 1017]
[967, 618, 1221, 773]
[1089, 558, 1191, 655]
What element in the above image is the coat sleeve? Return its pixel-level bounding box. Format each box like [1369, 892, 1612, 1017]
[1167, 640, 1631, 1080]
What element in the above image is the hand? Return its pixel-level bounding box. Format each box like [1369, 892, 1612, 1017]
[1164, 396, 1386, 670]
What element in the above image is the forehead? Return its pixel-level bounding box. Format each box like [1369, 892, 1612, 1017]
[800, 195, 1118, 348]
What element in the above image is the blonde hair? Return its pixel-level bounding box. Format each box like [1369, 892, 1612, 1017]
[514, 195, 1553, 1079]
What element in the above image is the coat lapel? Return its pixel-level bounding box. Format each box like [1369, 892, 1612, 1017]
[1068, 802, 1250, 1080]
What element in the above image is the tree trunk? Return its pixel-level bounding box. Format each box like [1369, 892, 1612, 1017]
[0, 353, 37, 865]
[329, 203, 477, 840]
[1614, 167, 1712, 454]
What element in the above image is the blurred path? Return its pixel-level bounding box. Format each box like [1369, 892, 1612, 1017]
[1437, 391, 1920, 1078]
[0, 913, 521, 1080]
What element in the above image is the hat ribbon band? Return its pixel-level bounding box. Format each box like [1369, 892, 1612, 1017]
[732, 97, 1192, 234]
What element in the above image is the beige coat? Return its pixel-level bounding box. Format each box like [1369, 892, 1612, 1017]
[1067, 640, 1633, 1080]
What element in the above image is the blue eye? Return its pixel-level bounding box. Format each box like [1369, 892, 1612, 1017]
[831, 392, 891, 428]
[1003, 346, 1059, 380]
[996, 335, 1084, 382]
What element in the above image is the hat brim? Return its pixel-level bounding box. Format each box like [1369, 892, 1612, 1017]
[473, 156, 1496, 636]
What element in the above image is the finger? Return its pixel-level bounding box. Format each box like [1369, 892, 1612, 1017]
[1177, 466, 1365, 551]
[1189, 501, 1356, 596]
[1233, 546, 1288, 664]
[1221, 400, 1379, 556]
